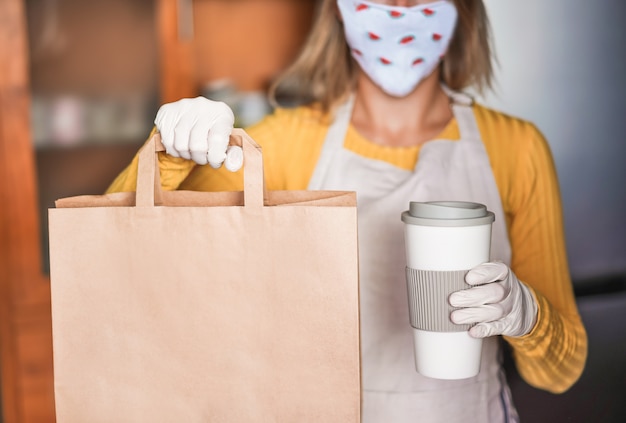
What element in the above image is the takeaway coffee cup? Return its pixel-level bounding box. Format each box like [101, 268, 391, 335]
[401, 201, 495, 380]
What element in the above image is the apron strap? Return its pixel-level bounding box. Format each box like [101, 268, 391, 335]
[307, 95, 355, 190]
[442, 85, 481, 143]
[452, 103, 481, 143]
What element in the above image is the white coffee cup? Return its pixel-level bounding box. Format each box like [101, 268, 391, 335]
[401, 201, 495, 380]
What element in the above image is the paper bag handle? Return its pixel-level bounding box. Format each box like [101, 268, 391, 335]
[136, 128, 267, 208]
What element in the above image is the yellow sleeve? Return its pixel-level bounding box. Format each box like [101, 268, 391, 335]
[106, 107, 327, 195]
[106, 127, 197, 193]
[176, 106, 328, 192]
[476, 106, 588, 393]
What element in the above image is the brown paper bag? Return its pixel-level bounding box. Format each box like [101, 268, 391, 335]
[48, 129, 361, 422]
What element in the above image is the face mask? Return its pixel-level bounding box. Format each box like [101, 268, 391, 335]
[337, 0, 458, 97]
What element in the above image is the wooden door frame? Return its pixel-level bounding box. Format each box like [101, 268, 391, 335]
[0, 0, 56, 421]
[156, 0, 197, 103]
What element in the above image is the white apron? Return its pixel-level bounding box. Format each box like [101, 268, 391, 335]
[307, 91, 519, 423]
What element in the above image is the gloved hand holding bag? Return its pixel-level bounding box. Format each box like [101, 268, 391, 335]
[154, 96, 243, 171]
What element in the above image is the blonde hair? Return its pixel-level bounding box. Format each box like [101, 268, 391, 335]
[269, 0, 494, 114]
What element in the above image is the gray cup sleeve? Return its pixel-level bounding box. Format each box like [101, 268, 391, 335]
[405, 267, 473, 332]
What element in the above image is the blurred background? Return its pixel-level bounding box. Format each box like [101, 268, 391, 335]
[1, 0, 624, 421]
[477, 1, 626, 421]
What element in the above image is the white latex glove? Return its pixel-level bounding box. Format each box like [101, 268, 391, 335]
[154, 96, 243, 171]
[449, 262, 538, 338]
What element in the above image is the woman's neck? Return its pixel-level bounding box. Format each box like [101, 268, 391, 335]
[351, 70, 453, 147]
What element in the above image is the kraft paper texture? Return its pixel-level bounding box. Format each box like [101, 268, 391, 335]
[48, 129, 361, 422]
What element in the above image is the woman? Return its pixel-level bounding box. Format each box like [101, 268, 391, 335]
[108, 0, 587, 421]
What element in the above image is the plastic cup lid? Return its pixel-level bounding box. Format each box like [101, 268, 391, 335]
[401, 201, 495, 227]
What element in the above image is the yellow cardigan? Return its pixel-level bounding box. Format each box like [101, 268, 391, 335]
[107, 102, 588, 393]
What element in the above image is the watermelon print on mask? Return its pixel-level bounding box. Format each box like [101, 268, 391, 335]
[337, 0, 458, 97]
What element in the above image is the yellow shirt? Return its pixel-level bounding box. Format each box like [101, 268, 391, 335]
[107, 102, 587, 393]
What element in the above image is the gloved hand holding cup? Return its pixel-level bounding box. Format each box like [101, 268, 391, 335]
[449, 261, 538, 339]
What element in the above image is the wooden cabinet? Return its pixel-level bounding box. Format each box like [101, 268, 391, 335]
[1, 1, 316, 421]
[0, 1, 56, 421]
[157, 0, 317, 102]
